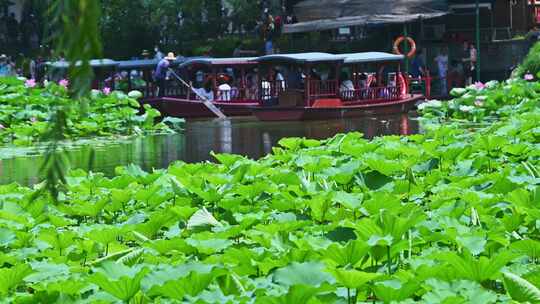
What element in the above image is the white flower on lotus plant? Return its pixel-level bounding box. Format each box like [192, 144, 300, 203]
[128, 90, 143, 99]
[428, 99, 442, 107]
[484, 80, 498, 88]
[418, 99, 442, 111]
[459, 105, 474, 113]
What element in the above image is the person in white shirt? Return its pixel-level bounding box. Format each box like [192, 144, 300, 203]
[217, 75, 232, 101]
[434, 47, 449, 96]
[339, 72, 355, 100]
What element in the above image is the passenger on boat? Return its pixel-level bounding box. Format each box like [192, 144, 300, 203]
[273, 68, 286, 91]
[197, 80, 214, 101]
[284, 66, 303, 90]
[310, 69, 322, 81]
[339, 72, 355, 100]
[217, 74, 232, 101]
[230, 78, 241, 100]
[246, 74, 258, 100]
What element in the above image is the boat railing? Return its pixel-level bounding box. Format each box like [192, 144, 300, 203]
[187, 87, 260, 103]
[340, 85, 401, 102]
[308, 80, 339, 101]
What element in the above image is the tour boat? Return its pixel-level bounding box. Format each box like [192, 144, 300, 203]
[248, 52, 424, 121]
[50, 52, 426, 120]
[129, 57, 262, 118]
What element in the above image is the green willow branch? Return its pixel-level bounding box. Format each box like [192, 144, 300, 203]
[39, 0, 102, 200]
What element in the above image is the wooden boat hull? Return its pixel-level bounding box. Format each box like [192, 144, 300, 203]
[251, 95, 423, 121]
[141, 97, 258, 118]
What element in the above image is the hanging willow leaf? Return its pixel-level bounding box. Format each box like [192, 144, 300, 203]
[37, 0, 103, 201]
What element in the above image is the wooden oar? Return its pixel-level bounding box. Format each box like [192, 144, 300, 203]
[167, 68, 226, 119]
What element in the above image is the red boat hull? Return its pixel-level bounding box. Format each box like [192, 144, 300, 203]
[251, 95, 423, 121]
[142, 97, 258, 118]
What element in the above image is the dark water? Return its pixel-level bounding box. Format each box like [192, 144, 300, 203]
[0, 114, 419, 185]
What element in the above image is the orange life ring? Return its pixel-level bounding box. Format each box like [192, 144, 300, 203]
[393, 36, 417, 58]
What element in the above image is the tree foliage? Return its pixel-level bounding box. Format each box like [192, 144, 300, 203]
[99, 0, 262, 58]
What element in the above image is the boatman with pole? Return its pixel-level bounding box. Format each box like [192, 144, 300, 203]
[154, 52, 177, 97]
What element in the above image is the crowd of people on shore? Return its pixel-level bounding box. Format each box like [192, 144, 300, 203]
[409, 41, 479, 97]
[0, 49, 67, 81]
[258, 6, 298, 55]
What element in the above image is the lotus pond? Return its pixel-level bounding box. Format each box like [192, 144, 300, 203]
[0, 75, 539, 303]
[0, 114, 418, 185]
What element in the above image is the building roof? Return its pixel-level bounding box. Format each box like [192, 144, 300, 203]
[284, 0, 448, 34]
[254, 52, 345, 64]
[343, 52, 404, 64]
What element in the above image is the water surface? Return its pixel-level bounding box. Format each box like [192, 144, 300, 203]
[0, 114, 419, 185]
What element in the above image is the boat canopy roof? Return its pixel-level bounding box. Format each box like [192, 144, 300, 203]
[117, 57, 186, 69]
[254, 52, 345, 64]
[343, 52, 404, 64]
[117, 59, 158, 69]
[179, 57, 258, 69]
[47, 59, 118, 69]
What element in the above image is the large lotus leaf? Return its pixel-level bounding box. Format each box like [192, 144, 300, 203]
[147, 271, 215, 300]
[322, 240, 369, 267]
[373, 279, 419, 303]
[86, 226, 122, 245]
[0, 228, 16, 247]
[0, 264, 33, 295]
[434, 250, 518, 283]
[503, 272, 540, 303]
[24, 262, 70, 284]
[142, 263, 215, 291]
[364, 156, 403, 176]
[254, 284, 321, 304]
[332, 191, 363, 211]
[185, 235, 233, 255]
[273, 262, 334, 287]
[89, 262, 149, 301]
[367, 234, 394, 247]
[331, 269, 381, 289]
[422, 279, 498, 304]
[278, 137, 303, 151]
[456, 233, 487, 256]
[510, 240, 540, 260]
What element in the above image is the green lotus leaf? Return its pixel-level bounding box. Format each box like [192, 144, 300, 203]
[503, 272, 540, 303]
[273, 262, 334, 287]
[0, 264, 33, 295]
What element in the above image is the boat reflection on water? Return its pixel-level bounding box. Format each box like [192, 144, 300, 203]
[0, 114, 418, 185]
[182, 113, 418, 162]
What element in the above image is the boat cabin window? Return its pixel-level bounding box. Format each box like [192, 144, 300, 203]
[338, 61, 403, 102]
[184, 63, 258, 102]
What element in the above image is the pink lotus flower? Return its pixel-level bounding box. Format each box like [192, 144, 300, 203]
[474, 100, 484, 107]
[30, 117, 37, 123]
[59, 79, 69, 88]
[102, 87, 112, 95]
[0, 124, 4, 130]
[25, 79, 36, 88]
[524, 73, 534, 81]
[474, 82, 485, 90]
